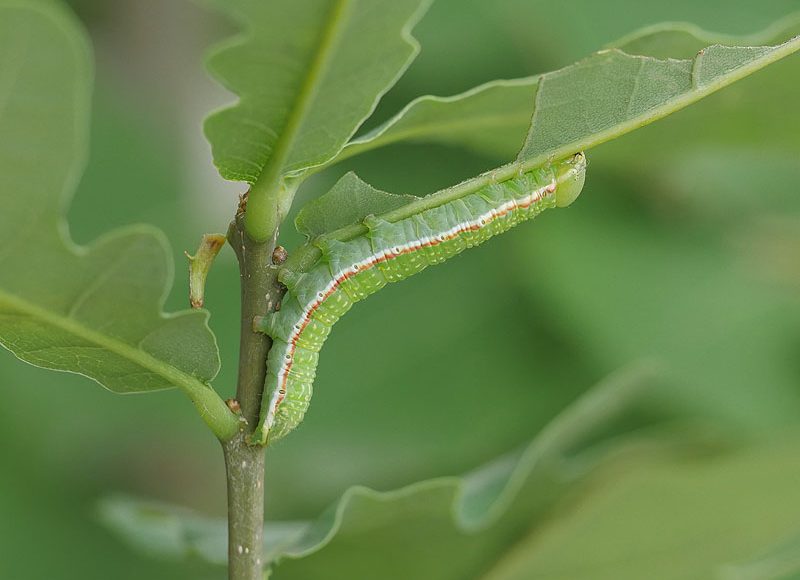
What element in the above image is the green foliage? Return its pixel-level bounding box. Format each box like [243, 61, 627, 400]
[284, 22, 800, 272]
[515, 40, 798, 164]
[294, 173, 416, 239]
[283, 23, 799, 280]
[99, 376, 800, 578]
[99, 494, 307, 567]
[2, 0, 800, 579]
[100, 365, 673, 575]
[612, 17, 800, 59]
[480, 440, 800, 580]
[333, 78, 539, 163]
[0, 0, 237, 440]
[271, 438, 800, 580]
[204, 0, 430, 240]
[314, 18, 800, 180]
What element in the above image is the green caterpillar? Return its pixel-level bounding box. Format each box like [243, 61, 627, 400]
[253, 153, 587, 444]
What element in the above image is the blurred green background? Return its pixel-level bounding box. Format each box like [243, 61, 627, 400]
[1, 0, 799, 578]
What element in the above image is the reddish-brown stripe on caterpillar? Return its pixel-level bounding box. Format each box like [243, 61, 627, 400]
[255, 154, 587, 444]
[264, 180, 557, 429]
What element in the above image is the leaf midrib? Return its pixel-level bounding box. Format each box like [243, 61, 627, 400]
[244, 0, 351, 239]
[0, 288, 210, 395]
[259, 0, 348, 176]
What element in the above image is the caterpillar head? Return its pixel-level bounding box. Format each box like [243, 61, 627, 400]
[554, 152, 587, 208]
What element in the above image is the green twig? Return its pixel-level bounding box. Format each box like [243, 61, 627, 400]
[222, 201, 284, 579]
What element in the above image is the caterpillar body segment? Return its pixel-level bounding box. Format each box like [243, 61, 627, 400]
[254, 154, 587, 444]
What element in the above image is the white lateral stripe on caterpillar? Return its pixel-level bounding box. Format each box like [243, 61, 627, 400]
[262, 178, 558, 432]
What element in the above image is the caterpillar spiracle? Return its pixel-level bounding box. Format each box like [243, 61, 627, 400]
[253, 153, 587, 444]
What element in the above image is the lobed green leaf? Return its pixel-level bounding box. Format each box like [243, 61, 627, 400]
[0, 0, 237, 439]
[203, 0, 430, 240]
[314, 17, 800, 173]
